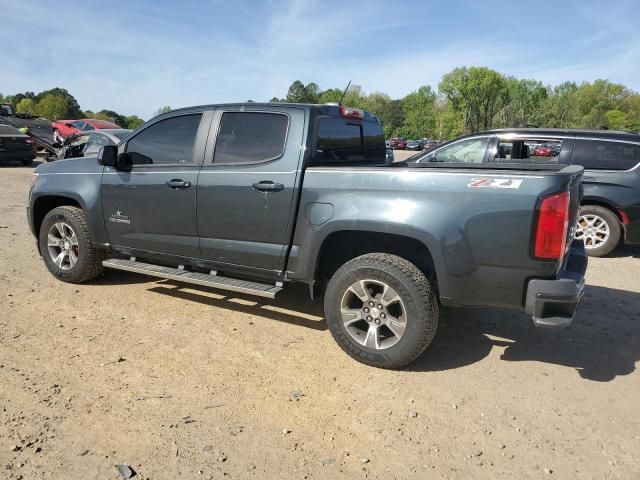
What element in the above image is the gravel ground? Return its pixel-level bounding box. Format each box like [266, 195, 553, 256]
[1, 161, 639, 479]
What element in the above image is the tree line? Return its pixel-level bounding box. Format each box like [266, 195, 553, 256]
[0, 88, 147, 130]
[270, 67, 640, 139]
[4, 66, 639, 140]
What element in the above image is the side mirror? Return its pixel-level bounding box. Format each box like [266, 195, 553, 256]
[97, 145, 117, 167]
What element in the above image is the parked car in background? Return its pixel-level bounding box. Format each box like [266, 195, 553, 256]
[405, 139, 424, 151]
[0, 124, 36, 166]
[533, 144, 555, 157]
[52, 119, 120, 143]
[388, 137, 406, 149]
[50, 129, 131, 161]
[421, 139, 439, 151]
[414, 128, 640, 256]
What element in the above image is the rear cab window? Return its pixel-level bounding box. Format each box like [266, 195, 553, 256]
[572, 139, 640, 171]
[312, 115, 385, 166]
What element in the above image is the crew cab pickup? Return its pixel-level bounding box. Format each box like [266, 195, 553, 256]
[27, 103, 587, 368]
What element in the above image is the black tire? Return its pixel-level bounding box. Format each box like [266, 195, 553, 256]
[577, 205, 621, 257]
[39, 206, 105, 283]
[21, 158, 34, 167]
[324, 253, 438, 369]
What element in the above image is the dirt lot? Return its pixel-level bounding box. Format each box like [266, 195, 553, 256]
[1, 161, 639, 479]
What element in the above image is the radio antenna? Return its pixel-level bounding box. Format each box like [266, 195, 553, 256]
[338, 80, 352, 106]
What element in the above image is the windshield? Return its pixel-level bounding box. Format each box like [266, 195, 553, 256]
[114, 131, 131, 140]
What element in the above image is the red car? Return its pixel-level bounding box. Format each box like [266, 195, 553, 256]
[52, 119, 120, 143]
[388, 137, 406, 149]
[533, 144, 555, 157]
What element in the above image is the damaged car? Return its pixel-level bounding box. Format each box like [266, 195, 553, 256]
[49, 129, 131, 161]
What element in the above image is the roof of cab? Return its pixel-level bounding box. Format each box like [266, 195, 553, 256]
[161, 102, 380, 121]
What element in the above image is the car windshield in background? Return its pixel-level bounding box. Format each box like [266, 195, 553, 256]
[114, 132, 131, 140]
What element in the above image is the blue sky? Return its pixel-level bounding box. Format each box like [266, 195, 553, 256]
[2, 0, 639, 119]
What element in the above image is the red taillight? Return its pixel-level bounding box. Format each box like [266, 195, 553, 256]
[339, 106, 364, 120]
[534, 192, 570, 260]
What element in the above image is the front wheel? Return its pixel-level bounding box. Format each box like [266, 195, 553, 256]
[575, 205, 621, 257]
[39, 206, 105, 283]
[324, 253, 439, 369]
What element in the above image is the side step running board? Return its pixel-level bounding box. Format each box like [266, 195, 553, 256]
[103, 258, 283, 299]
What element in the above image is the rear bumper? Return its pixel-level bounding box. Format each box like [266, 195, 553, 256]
[525, 240, 587, 328]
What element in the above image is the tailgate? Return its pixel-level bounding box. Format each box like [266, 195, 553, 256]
[563, 165, 584, 260]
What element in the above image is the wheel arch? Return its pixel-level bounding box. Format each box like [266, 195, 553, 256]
[580, 198, 624, 225]
[32, 195, 83, 240]
[313, 230, 442, 298]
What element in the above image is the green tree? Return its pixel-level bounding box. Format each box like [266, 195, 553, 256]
[125, 115, 145, 129]
[153, 106, 172, 117]
[434, 98, 463, 140]
[496, 78, 547, 128]
[439, 67, 509, 133]
[35, 94, 69, 120]
[285, 80, 320, 103]
[317, 88, 343, 104]
[16, 98, 36, 115]
[34, 88, 82, 117]
[400, 86, 437, 138]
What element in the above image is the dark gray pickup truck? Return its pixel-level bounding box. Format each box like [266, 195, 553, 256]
[27, 103, 587, 368]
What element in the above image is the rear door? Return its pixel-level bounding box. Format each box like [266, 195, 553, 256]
[196, 106, 306, 276]
[101, 111, 212, 258]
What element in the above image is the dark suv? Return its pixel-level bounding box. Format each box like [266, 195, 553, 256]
[414, 128, 640, 256]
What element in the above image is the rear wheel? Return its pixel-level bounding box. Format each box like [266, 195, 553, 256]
[39, 206, 105, 283]
[324, 253, 438, 369]
[575, 205, 621, 257]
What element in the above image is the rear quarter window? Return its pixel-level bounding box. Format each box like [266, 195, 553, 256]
[313, 117, 385, 165]
[573, 140, 640, 170]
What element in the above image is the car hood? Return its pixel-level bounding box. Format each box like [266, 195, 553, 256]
[36, 156, 103, 175]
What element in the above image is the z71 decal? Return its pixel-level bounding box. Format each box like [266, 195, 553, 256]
[467, 178, 523, 189]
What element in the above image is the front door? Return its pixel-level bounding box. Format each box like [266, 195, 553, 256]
[197, 107, 306, 276]
[101, 111, 211, 258]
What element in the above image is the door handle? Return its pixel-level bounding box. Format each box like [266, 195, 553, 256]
[166, 179, 192, 189]
[252, 181, 284, 192]
[582, 176, 597, 182]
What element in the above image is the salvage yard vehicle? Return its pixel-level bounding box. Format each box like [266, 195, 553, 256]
[49, 129, 131, 161]
[27, 103, 587, 368]
[52, 119, 120, 143]
[417, 128, 640, 256]
[0, 103, 53, 146]
[0, 124, 36, 166]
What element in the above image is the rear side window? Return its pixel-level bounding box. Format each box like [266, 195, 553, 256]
[313, 117, 385, 165]
[126, 114, 202, 165]
[213, 112, 288, 165]
[495, 138, 562, 163]
[573, 140, 640, 170]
